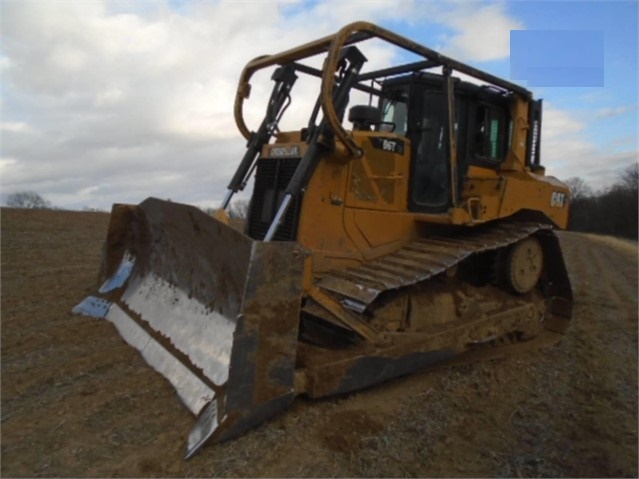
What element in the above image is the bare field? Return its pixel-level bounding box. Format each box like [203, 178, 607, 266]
[1, 207, 637, 477]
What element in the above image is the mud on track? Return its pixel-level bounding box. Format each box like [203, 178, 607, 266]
[1, 207, 637, 477]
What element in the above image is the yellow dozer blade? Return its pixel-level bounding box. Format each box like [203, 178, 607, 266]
[73, 198, 305, 458]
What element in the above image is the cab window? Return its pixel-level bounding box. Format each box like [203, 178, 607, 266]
[473, 104, 506, 162]
[380, 88, 409, 136]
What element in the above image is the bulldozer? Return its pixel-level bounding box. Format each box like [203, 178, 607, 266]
[74, 21, 573, 459]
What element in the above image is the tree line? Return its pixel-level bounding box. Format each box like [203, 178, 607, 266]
[565, 164, 638, 240]
[4, 191, 250, 219]
[5, 191, 53, 209]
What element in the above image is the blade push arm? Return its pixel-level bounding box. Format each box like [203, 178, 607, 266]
[221, 65, 298, 210]
[263, 46, 367, 241]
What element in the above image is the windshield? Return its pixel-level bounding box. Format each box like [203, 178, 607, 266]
[380, 88, 408, 135]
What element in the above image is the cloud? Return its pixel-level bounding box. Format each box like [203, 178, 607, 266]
[1, 0, 626, 212]
[541, 103, 638, 190]
[0, 157, 19, 169]
[436, 2, 523, 61]
[1, 1, 420, 210]
[0, 122, 34, 133]
[594, 105, 636, 120]
[542, 103, 586, 140]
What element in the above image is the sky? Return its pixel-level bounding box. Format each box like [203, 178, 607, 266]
[1, 0, 637, 211]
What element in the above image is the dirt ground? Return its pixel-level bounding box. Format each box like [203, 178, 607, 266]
[1, 207, 637, 478]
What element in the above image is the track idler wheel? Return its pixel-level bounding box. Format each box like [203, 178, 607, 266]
[506, 236, 543, 294]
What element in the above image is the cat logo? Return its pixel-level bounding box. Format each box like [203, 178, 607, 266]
[551, 191, 567, 208]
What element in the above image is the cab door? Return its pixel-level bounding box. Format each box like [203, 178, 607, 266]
[408, 82, 467, 214]
[409, 90, 449, 212]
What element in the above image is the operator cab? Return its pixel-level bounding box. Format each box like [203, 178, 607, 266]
[378, 73, 512, 214]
